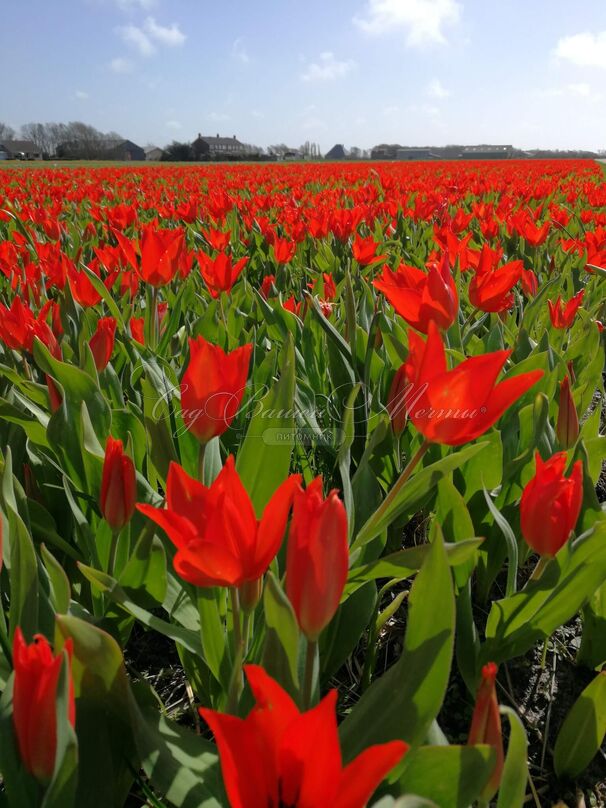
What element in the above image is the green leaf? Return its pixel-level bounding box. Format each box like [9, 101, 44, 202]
[497, 706, 529, 808]
[262, 572, 300, 695]
[554, 670, 606, 779]
[482, 488, 518, 598]
[320, 582, 376, 680]
[352, 443, 488, 551]
[396, 745, 495, 808]
[41, 545, 71, 614]
[236, 334, 296, 515]
[340, 527, 455, 758]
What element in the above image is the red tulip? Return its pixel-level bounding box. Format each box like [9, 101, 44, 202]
[286, 478, 349, 640]
[139, 224, 185, 286]
[520, 451, 583, 557]
[386, 364, 409, 436]
[467, 662, 504, 800]
[12, 628, 75, 783]
[181, 336, 252, 444]
[200, 664, 407, 808]
[403, 321, 543, 446]
[521, 268, 538, 297]
[548, 290, 584, 329]
[373, 254, 458, 333]
[352, 234, 386, 266]
[197, 251, 249, 298]
[468, 245, 523, 313]
[0, 297, 36, 351]
[138, 457, 300, 588]
[67, 264, 102, 307]
[88, 317, 116, 372]
[283, 295, 302, 317]
[272, 237, 296, 265]
[259, 274, 276, 300]
[100, 436, 136, 531]
[202, 226, 231, 252]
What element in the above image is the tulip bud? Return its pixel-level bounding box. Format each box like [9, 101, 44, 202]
[46, 375, 62, 413]
[100, 436, 136, 531]
[468, 662, 504, 801]
[286, 479, 349, 640]
[89, 316, 116, 372]
[556, 376, 579, 449]
[387, 364, 409, 436]
[520, 451, 583, 557]
[12, 628, 75, 783]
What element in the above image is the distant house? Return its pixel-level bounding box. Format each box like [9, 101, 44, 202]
[396, 147, 439, 161]
[371, 143, 401, 160]
[145, 146, 164, 161]
[283, 149, 302, 161]
[192, 133, 247, 160]
[103, 140, 145, 161]
[325, 144, 346, 160]
[458, 145, 513, 160]
[0, 140, 42, 160]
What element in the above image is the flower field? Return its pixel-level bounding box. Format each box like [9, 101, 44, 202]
[0, 158, 604, 807]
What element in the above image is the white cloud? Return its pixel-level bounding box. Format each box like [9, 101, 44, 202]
[118, 23, 155, 55]
[301, 52, 356, 81]
[554, 31, 606, 69]
[75, 90, 89, 100]
[427, 78, 450, 98]
[144, 17, 186, 47]
[232, 37, 250, 64]
[354, 0, 461, 47]
[537, 82, 599, 100]
[166, 120, 182, 130]
[109, 56, 134, 73]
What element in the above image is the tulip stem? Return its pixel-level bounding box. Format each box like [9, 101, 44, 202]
[302, 638, 318, 710]
[108, 527, 121, 577]
[226, 587, 249, 714]
[198, 442, 206, 485]
[529, 554, 549, 583]
[149, 285, 158, 349]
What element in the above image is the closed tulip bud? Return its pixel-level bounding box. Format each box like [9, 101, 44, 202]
[556, 376, 579, 449]
[12, 628, 75, 783]
[286, 479, 349, 641]
[89, 316, 116, 372]
[468, 663, 504, 801]
[100, 436, 136, 531]
[387, 364, 409, 436]
[181, 337, 252, 445]
[520, 451, 583, 557]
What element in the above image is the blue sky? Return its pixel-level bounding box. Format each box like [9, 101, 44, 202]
[3, 0, 606, 151]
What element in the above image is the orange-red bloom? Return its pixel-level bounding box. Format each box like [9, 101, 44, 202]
[12, 628, 75, 783]
[196, 251, 249, 298]
[403, 322, 543, 445]
[467, 662, 504, 801]
[548, 290, 584, 329]
[520, 451, 583, 557]
[286, 478, 349, 640]
[272, 237, 296, 265]
[200, 664, 407, 808]
[468, 245, 523, 313]
[89, 317, 116, 372]
[180, 336, 252, 444]
[373, 254, 458, 333]
[100, 436, 136, 531]
[138, 457, 301, 587]
[352, 234, 386, 266]
[139, 224, 185, 286]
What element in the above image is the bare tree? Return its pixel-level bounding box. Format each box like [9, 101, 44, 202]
[0, 122, 15, 141]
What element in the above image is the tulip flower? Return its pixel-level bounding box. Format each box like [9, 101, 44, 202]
[373, 254, 458, 333]
[88, 317, 116, 372]
[200, 664, 407, 808]
[283, 295, 302, 317]
[468, 245, 523, 313]
[387, 364, 409, 436]
[202, 226, 231, 252]
[548, 290, 584, 329]
[403, 321, 543, 446]
[352, 234, 386, 266]
[180, 336, 252, 444]
[467, 662, 504, 801]
[0, 297, 37, 352]
[556, 375, 579, 449]
[12, 628, 75, 783]
[272, 236, 296, 265]
[196, 251, 249, 298]
[286, 478, 349, 641]
[67, 264, 102, 307]
[521, 268, 538, 297]
[520, 451, 583, 557]
[259, 274, 276, 300]
[138, 224, 185, 287]
[138, 456, 301, 588]
[100, 436, 136, 532]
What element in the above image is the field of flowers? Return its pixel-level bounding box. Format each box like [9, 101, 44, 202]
[0, 159, 604, 807]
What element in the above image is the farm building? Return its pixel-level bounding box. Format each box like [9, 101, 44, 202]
[325, 144, 346, 160]
[145, 146, 164, 161]
[0, 140, 42, 160]
[192, 134, 247, 159]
